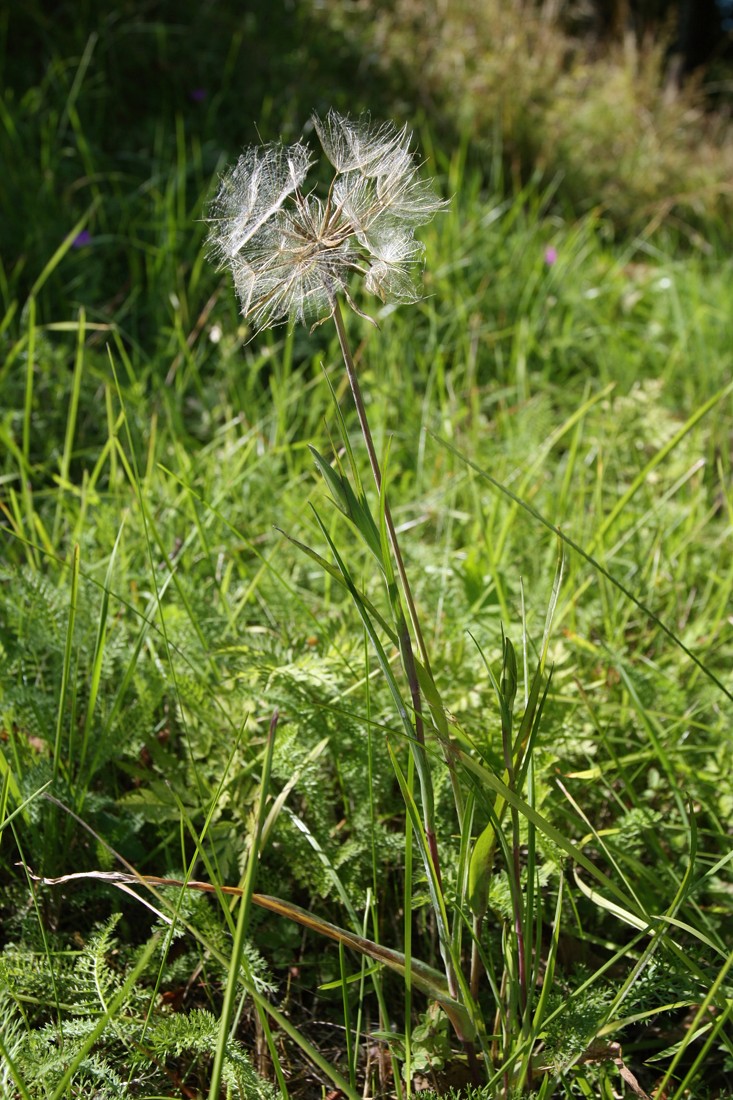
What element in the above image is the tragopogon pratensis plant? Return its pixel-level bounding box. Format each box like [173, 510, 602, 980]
[207, 113, 486, 1076]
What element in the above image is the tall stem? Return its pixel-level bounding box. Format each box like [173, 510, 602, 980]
[332, 300, 468, 831]
[331, 300, 432, 677]
[331, 299, 458, 992]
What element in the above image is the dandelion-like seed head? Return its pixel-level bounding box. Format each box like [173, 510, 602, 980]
[207, 110, 447, 331]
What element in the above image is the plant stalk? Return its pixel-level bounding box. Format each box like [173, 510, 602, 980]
[331, 299, 432, 677]
[332, 301, 470, 840]
[331, 298, 454, 982]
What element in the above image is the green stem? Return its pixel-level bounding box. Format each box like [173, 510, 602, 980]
[332, 301, 469, 832]
[331, 297, 437, 817]
[331, 299, 432, 677]
[331, 299, 453, 981]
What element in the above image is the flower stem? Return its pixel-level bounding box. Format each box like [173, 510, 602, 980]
[331, 299, 454, 984]
[331, 300, 467, 829]
[331, 299, 432, 677]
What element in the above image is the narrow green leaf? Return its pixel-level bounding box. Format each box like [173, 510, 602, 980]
[0, 778, 52, 836]
[78, 521, 124, 788]
[209, 709, 279, 1100]
[275, 526, 398, 644]
[467, 820, 495, 919]
[501, 634, 518, 717]
[54, 543, 80, 782]
[26, 201, 99, 302]
[309, 444, 383, 562]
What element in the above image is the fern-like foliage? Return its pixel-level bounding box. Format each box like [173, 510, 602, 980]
[0, 916, 279, 1098]
[148, 1008, 279, 1098]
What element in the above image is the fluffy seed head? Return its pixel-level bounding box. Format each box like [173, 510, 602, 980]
[206, 110, 446, 330]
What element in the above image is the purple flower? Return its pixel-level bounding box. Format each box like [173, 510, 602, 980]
[544, 246, 558, 266]
[72, 229, 92, 249]
[189, 88, 207, 102]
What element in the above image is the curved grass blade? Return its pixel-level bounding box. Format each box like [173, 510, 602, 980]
[34, 867, 474, 1041]
[455, 749, 648, 922]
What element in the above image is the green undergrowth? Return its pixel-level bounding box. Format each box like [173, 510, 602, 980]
[2, 5, 733, 1099]
[2, 151, 732, 1093]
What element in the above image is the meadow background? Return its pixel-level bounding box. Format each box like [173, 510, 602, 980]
[1, 1, 732, 1097]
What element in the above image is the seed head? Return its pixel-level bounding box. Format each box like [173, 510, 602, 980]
[207, 110, 446, 330]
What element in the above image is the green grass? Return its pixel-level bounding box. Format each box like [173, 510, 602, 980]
[2, 4, 733, 1099]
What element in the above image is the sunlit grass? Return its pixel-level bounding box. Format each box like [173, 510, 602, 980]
[1, 7, 732, 1099]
